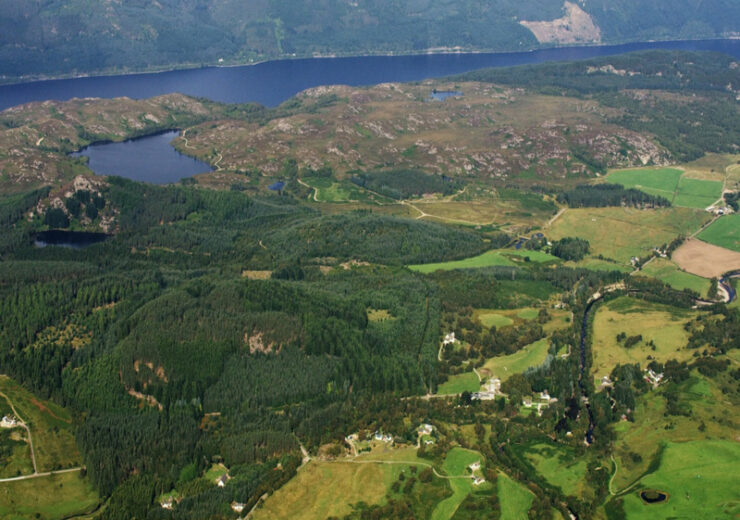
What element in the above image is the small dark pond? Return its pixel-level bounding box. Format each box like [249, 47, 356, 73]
[431, 90, 463, 101]
[268, 181, 286, 191]
[72, 131, 213, 184]
[34, 230, 109, 249]
[640, 490, 669, 504]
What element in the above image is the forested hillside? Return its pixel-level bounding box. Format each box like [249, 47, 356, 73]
[1, 0, 739, 81]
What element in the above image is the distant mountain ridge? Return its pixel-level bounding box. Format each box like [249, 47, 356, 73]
[1, 0, 739, 81]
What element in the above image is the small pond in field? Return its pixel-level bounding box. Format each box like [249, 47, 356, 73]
[431, 90, 463, 101]
[72, 131, 212, 184]
[640, 490, 669, 504]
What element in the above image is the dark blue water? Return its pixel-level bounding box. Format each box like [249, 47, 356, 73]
[34, 230, 108, 249]
[72, 131, 212, 184]
[1, 40, 739, 111]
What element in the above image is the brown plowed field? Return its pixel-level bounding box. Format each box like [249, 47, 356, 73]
[672, 238, 740, 278]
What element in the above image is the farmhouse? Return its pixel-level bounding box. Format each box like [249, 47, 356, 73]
[469, 461, 481, 472]
[442, 332, 457, 345]
[645, 369, 664, 387]
[373, 431, 393, 443]
[217, 474, 229, 488]
[160, 497, 174, 510]
[472, 476, 486, 486]
[418, 423, 434, 435]
[231, 502, 246, 513]
[0, 415, 19, 428]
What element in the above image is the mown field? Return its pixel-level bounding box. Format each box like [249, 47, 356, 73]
[0, 472, 99, 520]
[549, 207, 710, 264]
[591, 297, 696, 383]
[437, 371, 480, 395]
[480, 338, 551, 383]
[620, 441, 740, 519]
[697, 214, 740, 252]
[408, 249, 558, 274]
[640, 258, 711, 296]
[606, 167, 723, 209]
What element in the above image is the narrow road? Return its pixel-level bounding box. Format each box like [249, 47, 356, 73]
[546, 208, 566, 228]
[0, 390, 37, 474]
[336, 459, 470, 480]
[296, 178, 319, 201]
[0, 467, 83, 483]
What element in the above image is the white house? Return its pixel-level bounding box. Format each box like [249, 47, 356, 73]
[0, 415, 18, 428]
[442, 332, 456, 345]
[231, 502, 246, 513]
[217, 474, 229, 488]
[160, 498, 174, 510]
[472, 477, 486, 486]
[645, 369, 664, 387]
[469, 461, 481, 472]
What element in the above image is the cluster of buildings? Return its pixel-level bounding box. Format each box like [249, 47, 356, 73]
[522, 390, 559, 416]
[468, 460, 486, 486]
[472, 377, 502, 401]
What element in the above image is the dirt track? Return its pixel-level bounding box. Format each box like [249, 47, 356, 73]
[672, 238, 740, 278]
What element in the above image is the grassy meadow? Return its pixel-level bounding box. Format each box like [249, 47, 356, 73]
[431, 448, 488, 520]
[437, 371, 480, 395]
[640, 258, 711, 295]
[550, 207, 710, 263]
[697, 214, 740, 252]
[523, 443, 587, 497]
[498, 472, 533, 520]
[408, 249, 558, 274]
[621, 441, 740, 519]
[481, 338, 550, 382]
[0, 377, 80, 472]
[606, 167, 723, 209]
[591, 297, 696, 382]
[0, 471, 99, 520]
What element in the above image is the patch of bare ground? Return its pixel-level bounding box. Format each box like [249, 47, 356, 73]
[245, 332, 275, 354]
[242, 270, 273, 280]
[672, 238, 740, 278]
[520, 1, 601, 44]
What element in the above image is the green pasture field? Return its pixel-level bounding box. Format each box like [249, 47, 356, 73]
[523, 444, 587, 497]
[697, 214, 740, 252]
[611, 371, 737, 491]
[607, 168, 682, 198]
[591, 297, 696, 383]
[431, 448, 488, 520]
[673, 177, 723, 209]
[437, 371, 480, 395]
[605, 167, 722, 209]
[0, 471, 99, 520]
[498, 472, 533, 520]
[570, 258, 632, 273]
[640, 258, 711, 295]
[477, 312, 514, 328]
[0, 377, 80, 472]
[304, 178, 391, 204]
[549, 207, 710, 263]
[621, 441, 740, 519]
[407, 249, 558, 274]
[480, 338, 550, 382]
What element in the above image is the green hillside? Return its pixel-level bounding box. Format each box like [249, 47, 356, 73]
[1, 0, 740, 80]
